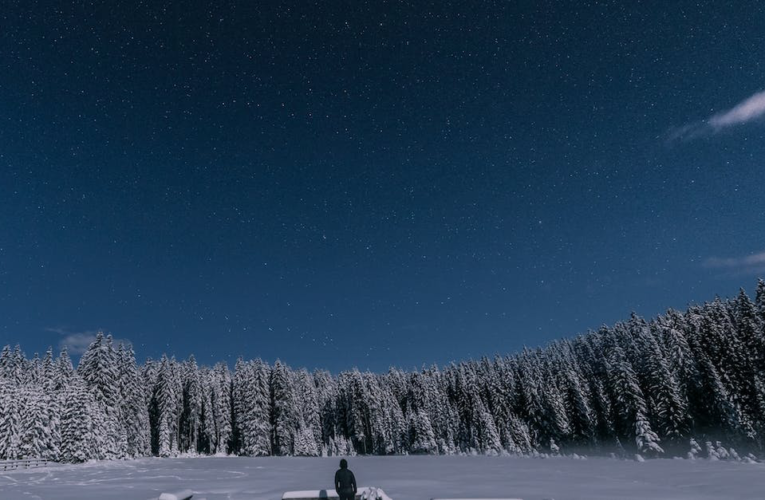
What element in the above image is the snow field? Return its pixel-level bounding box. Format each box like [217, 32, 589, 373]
[0, 455, 763, 500]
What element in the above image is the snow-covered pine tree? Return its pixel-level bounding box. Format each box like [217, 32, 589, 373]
[551, 342, 594, 446]
[196, 368, 214, 454]
[312, 369, 337, 453]
[506, 413, 534, 453]
[575, 331, 615, 444]
[231, 357, 248, 454]
[39, 349, 63, 461]
[634, 411, 664, 457]
[659, 311, 695, 409]
[513, 353, 544, 448]
[211, 362, 233, 454]
[755, 374, 765, 448]
[408, 408, 437, 454]
[456, 364, 502, 454]
[293, 420, 319, 456]
[693, 349, 744, 437]
[364, 374, 390, 455]
[342, 370, 372, 455]
[118, 343, 151, 457]
[60, 377, 95, 463]
[292, 369, 321, 456]
[78, 332, 120, 412]
[733, 289, 764, 361]
[55, 347, 75, 390]
[180, 355, 202, 453]
[0, 378, 21, 459]
[637, 322, 689, 443]
[153, 355, 180, 457]
[0, 345, 25, 385]
[0, 345, 11, 381]
[234, 358, 272, 456]
[382, 385, 408, 454]
[607, 344, 662, 455]
[421, 366, 455, 454]
[77, 332, 127, 458]
[270, 360, 298, 455]
[732, 289, 765, 426]
[538, 355, 571, 445]
[19, 385, 53, 460]
[41, 347, 56, 392]
[27, 352, 42, 386]
[686, 302, 756, 440]
[756, 279, 765, 324]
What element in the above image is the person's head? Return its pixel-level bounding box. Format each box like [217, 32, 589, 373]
[340, 459, 348, 469]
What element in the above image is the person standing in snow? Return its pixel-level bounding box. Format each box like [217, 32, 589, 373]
[334, 458, 357, 500]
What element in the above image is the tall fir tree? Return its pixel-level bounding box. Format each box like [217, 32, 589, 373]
[60, 377, 95, 463]
[0, 379, 21, 459]
[118, 344, 151, 457]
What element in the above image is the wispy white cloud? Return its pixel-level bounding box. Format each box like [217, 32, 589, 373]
[46, 327, 131, 355]
[703, 250, 765, 276]
[708, 90, 765, 130]
[669, 89, 765, 140]
[43, 327, 70, 336]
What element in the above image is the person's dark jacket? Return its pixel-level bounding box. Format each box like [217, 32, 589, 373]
[334, 468, 357, 496]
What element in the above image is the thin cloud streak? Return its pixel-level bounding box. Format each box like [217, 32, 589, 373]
[703, 250, 765, 277]
[669, 89, 765, 141]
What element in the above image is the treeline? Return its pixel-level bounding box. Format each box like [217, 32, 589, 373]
[1, 280, 764, 462]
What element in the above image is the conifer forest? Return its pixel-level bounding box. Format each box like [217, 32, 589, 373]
[1, 280, 764, 463]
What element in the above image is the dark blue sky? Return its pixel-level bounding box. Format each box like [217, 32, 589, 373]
[1, 0, 764, 371]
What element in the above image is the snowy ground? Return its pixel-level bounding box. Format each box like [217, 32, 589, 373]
[1, 455, 763, 500]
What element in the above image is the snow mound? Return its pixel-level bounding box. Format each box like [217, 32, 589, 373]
[159, 490, 194, 500]
[283, 487, 392, 500]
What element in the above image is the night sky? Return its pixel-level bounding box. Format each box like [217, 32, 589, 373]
[1, 1, 764, 371]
